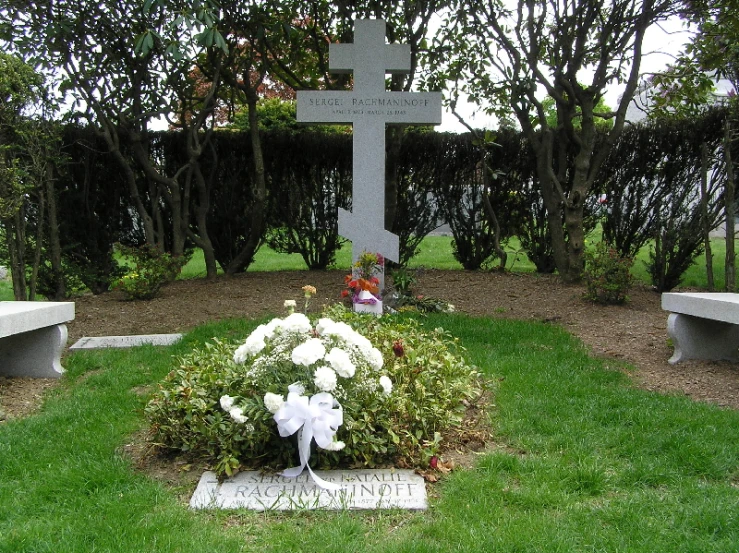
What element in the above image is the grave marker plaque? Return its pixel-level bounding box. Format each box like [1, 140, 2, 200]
[190, 469, 428, 511]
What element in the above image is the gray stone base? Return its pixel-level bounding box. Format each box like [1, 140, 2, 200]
[190, 469, 427, 511]
[666, 313, 739, 364]
[0, 324, 67, 378]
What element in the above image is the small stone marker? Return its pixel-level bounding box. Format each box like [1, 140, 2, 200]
[69, 333, 182, 351]
[190, 469, 427, 511]
[297, 19, 442, 265]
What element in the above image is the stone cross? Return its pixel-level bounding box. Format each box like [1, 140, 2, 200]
[297, 19, 442, 265]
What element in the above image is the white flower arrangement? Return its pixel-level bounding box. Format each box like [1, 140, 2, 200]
[220, 312, 392, 489]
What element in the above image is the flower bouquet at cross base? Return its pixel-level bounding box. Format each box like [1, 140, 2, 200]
[342, 251, 384, 310]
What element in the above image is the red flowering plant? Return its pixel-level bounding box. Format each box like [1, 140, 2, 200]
[341, 251, 384, 304]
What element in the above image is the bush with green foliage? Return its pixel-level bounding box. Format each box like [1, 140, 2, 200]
[145, 304, 485, 478]
[583, 241, 635, 304]
[387, 268, 455, 313]
[111, 244, 185, 300]
[599, 109, 726, 291]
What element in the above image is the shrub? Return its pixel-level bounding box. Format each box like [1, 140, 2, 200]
[111, 244, 185, 300]
[583, 241, 634, 305]
[386, 268, 455, 313]
[145, 304, 486, 478]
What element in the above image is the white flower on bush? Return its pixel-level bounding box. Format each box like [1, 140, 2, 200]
[220, 395, 235, 411]
[288, 382, 305, 395]
[379, 375, 393, 396]
[317, 319, 355, 342]
[324, 347, 356, 378]
[315, 317, 334, 336]
[233, 333, 266, 363]
[367, 347, 384, 371]
[233, 318, 286, 363]
[314, 366, 338, 392]
[263, 392, 285, 414]
[292, 338, 327, 367]
[316, 318, 383, 371]
[280, 312, 312, 334]
[323, 440, 346, 451]
[284, 299, 296, 309]
[229, 406, 249, 424]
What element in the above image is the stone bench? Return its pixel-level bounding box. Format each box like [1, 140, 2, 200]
[0, 301, 75, 378]
[661, 292, 739, 364]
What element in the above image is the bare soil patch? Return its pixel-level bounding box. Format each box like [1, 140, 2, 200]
[1, 270, 737, 426]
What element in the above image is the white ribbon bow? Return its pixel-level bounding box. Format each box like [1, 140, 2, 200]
[274, 391, 344, 490]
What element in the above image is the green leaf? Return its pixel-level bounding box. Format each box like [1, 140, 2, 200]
[134, 32, 149, 56]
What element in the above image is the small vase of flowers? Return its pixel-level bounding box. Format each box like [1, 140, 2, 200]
[342, 251, 384, 316]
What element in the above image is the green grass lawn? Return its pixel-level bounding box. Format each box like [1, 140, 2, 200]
[180, 233, 734, 290]
[177, 236, 469, 278]
[0, 280, 12, 301]
[1, 314, 737, 552]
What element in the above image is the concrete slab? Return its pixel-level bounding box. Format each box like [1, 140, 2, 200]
[70, 334, 182, 350]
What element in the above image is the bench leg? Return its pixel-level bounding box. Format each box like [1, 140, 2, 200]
[0, 324, 68, 378]
[666, 313, 739, 364]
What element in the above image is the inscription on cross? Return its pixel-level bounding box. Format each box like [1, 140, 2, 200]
[297, 19, 442, 265]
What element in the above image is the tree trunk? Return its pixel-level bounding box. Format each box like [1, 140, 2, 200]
[700, 142, 714, 291]
[535, 133, 569, 276]
[563, 194, 586, 282]
[28, 183, 45, 301]
[5, 213, 27, 301]
[481, 153, 507, 270]
[725, 121, 736, 292]
[106, 135, 157, 247]
[189, 161, 218, 279]
[226, 87, 266, 275]
[168, 177, 187, 257]
[45, 164, 65, 299]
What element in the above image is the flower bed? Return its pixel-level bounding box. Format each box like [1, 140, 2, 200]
[146, 303, 486, 479]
